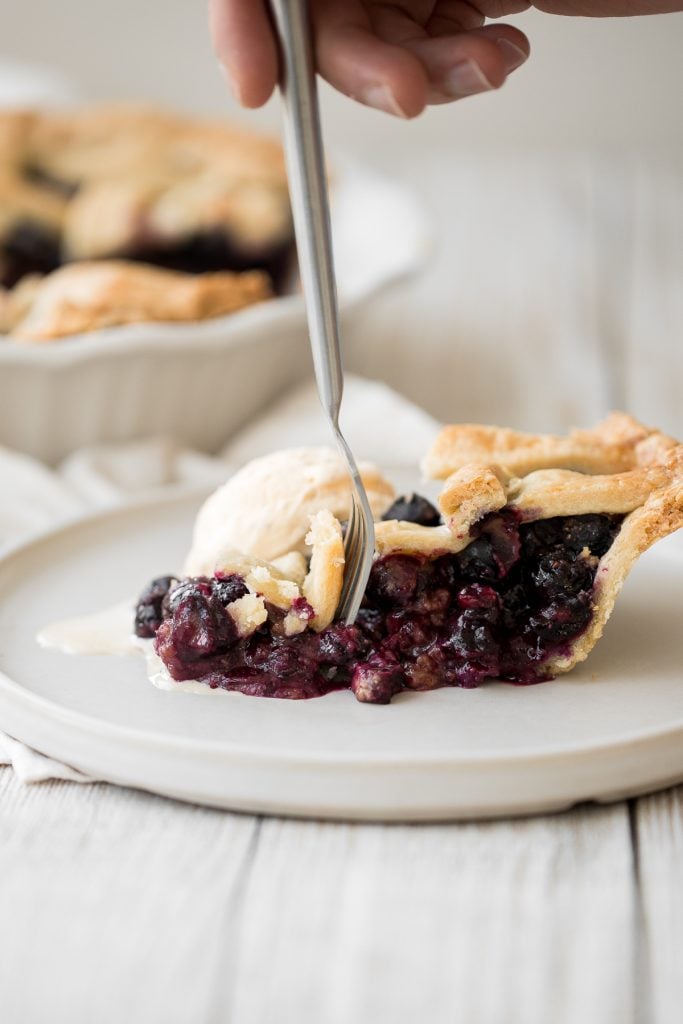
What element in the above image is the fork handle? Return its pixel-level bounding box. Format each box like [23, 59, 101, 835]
[269, 0, 344, 426]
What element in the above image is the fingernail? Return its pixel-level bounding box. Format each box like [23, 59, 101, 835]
[217, 60, 244, 104]
[497, 38, 528, 73]
[359, 84, 408, 118]
[441, 60, 494, 98]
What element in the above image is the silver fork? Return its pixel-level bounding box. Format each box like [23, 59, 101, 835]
[270, 0, 375, 624]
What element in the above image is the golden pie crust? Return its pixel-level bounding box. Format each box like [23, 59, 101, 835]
[423, 412, 677, 479]
[0, 261, 272, 341]
[0, 105, 291, 255]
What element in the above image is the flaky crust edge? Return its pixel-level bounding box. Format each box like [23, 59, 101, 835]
[423, 412, 678, 480]
[546, 464, 683, 676]
[4, 261, 271, 341]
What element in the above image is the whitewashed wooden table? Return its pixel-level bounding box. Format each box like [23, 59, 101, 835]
[1, 152, 682, 1024]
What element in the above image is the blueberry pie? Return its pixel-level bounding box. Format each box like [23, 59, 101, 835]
[134, 414, 683, 703]
[0, 105, 293, 338]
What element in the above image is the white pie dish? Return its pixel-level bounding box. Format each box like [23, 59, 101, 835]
[0, 160, 431, 464]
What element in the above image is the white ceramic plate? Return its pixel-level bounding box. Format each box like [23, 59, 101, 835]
[0, 161, 431, 463]
[0, 494, 682, 821]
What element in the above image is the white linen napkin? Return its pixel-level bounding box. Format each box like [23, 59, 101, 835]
[0, 375, 440, 783]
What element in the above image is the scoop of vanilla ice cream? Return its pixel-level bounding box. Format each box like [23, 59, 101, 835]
[184, 447, 395, 575]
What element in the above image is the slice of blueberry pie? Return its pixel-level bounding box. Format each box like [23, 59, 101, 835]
[134, 414, 683, 703]
[0, 105, 293, 339]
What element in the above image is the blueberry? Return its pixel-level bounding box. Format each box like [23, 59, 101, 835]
[418, 554, 459, 594]
[213, 573, 249, 606]
[446, 608, 500, 667]
[134, 575, 178, 638]
[561, 514, 622, 558]
[530, 551, 594, 600]
[526, 593, 592, 644]
[479, 511, 521, 577]
[521, 518, 564, 559]
[317, 624, 368, 665]
[165, 582, 240, 661]
[253, 637, 312, 676]
[521, 514, 622, 562]
[500, 583, 531, 632]
[163, 577, 211, 617]
[456, 538, 500, 582]
[366, 555, 421, 607]
[169, 592, 223, 659]
[382, 493, 441, 527]
[2, 219, 61, 287]
[355, 608, 386, 644]
[384, 611, 435, 655]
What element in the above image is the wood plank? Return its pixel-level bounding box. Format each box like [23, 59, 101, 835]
[230, 803, 635, 1024]
[0, 769, 258, 1024]
[635, 787, 683, 1024]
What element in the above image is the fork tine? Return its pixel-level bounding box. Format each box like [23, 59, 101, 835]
[339, 490, 372, 622]
[338, 497, 359, 612]
[339, 501, 356, 607]
[346, 494, 357, 542]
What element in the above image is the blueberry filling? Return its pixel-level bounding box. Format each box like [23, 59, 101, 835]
[134, 509, 623, 703]
[1, 220, 61, 288]
[134, 575, 179, 638]
[1, 225, 295, 294]
[2, 168, 295, 293]
[119, 231, 296, 295]
[152, 576, 368, 700]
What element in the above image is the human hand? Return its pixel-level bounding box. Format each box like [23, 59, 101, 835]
[210, 0, 531, 117]
[210, 1, 683, 119]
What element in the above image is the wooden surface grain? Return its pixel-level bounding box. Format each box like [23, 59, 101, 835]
[1, 152, 682, 1023]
